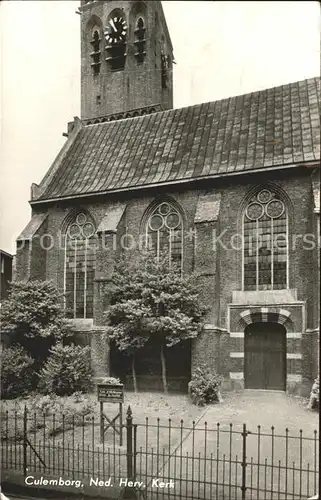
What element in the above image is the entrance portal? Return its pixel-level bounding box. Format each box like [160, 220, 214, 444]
[244, 322, 286, 390]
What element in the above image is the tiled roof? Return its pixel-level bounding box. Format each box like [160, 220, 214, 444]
[34, 77, 320, 202]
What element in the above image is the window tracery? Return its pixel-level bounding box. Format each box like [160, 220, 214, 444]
[146, 202, 183, 270]
[243, 189, 288, 290]
[64, 212, 96, 319]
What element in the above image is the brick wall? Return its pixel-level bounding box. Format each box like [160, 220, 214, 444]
[217, 173, 319, 330]
[16, 169, 319, 391]
[15, 240, 31, 281]
[0, 253, 13, 300]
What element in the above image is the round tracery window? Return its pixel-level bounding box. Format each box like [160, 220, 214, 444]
[165, 212, 180, 229]
[147, 202, 183, 266]
[245, 202, 264, 221]
[257, 189, 272, 203]
[68, 223, 81, 239]
[68, 213, 95, 239]
[159, 203, 170, 215]
[76, 213, 87, 225]
[148, 203, 182, 232]
[83, 222, 95, 238]
[149, 214, 164, 231]
[265, 199, 285, 219]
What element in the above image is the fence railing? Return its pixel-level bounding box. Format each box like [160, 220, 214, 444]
[1, 406, 319, 500]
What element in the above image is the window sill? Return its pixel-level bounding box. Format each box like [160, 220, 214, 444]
[232, 289, 298, 305]
[67, 318, 94, 331]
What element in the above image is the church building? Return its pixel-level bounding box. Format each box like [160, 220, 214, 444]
[16, 0, 320, 396]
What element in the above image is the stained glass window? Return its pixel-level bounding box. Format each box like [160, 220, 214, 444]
[64, 213, 96, 319]
[146, 202, 183, 270]
[243, 189, 288, 291]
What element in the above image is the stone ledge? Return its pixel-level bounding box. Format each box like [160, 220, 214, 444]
[305, 327, 320, 334]
[67, 318, 94, 331]
[231, 289, 298, 305]
[91, 327, 108, 333]
[203, 324, 228, 333]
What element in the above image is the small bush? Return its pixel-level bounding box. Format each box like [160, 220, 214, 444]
[60, 399, 96, 425]
[188, 365, 223, 406]
[72, 391, 86, 403]
[1, 393, 96, 442]
[39, 343, 93, 396]
[308, 377, 319, 411]
[29, 393, 64, 416]
[1, 345, 35, 399]
[28, 394, 96, 433]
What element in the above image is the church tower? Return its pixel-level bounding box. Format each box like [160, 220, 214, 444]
[80, 0, 174, 120]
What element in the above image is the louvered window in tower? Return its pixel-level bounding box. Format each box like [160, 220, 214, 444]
[90, 29, 102, 75]
[161, 52, 170, 88]
[134, 17, 146, 63]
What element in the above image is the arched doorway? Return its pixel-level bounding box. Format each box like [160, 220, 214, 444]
[244, 322, 286, 390]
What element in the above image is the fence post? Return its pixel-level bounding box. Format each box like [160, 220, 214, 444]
[241, 423, 247, 500]
[126, 406, 133, 480]
[119, 402, 123, 447]
[123, 406, 138, 500]
[23, 405, 27, 477]
[100, 402, 104, 444]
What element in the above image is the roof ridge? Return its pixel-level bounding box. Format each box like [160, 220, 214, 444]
[31, 76, 320, 203]
[81, 76, 321, 128]
[169, 76, 321, 115]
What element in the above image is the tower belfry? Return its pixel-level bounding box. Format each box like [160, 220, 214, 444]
[80, 0, 174, 120]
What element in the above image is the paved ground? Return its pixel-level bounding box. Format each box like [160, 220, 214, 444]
[140, 391, 318, 500]
[202, 390, 318, 433]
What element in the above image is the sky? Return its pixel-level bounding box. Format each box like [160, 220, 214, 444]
[0, 0, 320, 255]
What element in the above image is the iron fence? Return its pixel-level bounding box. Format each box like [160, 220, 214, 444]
[0, 406, 319, 500]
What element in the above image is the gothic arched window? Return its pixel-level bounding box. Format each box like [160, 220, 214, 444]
[134, 17, 146, 63]
[64, 212, 96, 319]
[243, 188, 288, 291]
[160, 36, 170, 88]
[90, 28, 102, 75]
[146, 201, 183, 270]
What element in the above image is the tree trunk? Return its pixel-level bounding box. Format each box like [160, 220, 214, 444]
[131, 354, 138, 393]
[160, 345, 168, 394]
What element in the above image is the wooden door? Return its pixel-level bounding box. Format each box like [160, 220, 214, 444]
[244, 322, 286, 390]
